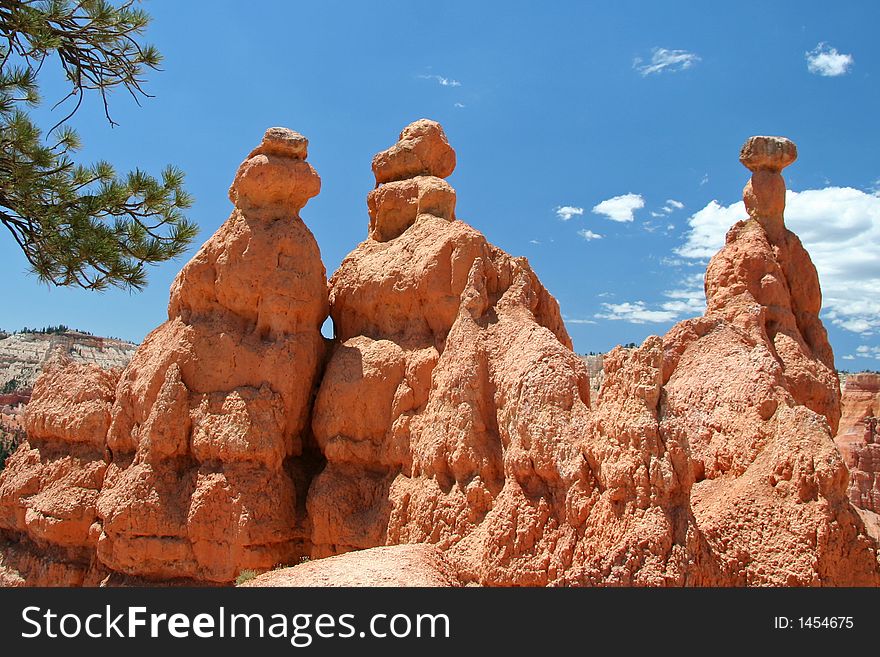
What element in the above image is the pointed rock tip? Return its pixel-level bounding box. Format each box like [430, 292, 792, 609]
[740, 136, 797, 173]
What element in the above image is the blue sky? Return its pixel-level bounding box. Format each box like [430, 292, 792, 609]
[1, 0, 879, 370]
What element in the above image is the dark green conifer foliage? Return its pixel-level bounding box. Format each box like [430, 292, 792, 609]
[0, 0, 196, 291]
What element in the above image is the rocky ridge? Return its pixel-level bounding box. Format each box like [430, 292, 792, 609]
[0, 331, 137, 394]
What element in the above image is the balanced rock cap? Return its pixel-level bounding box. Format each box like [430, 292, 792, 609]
[248, 127, 309, 160]
[231, 127, 320, 212]
[372, 118, 456, 184]
[739, 136, 797, 173]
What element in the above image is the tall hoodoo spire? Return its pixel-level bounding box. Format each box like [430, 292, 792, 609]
[366, 119, 457, 241]
[739, 135, 797, 239]
[94, 127, 329, 583]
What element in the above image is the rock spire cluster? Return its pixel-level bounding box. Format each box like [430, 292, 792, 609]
[1, 123, 878, 587]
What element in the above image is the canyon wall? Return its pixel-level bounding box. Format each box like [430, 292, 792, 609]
[0, 331, 136, 393]
[835, 373, 880, 516]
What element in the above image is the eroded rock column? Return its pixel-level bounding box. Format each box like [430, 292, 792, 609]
[0, 363, 118, 585]
[95, 128, 329, 584]
[660, 135, 879, 585]
[306, 120, 703, 586]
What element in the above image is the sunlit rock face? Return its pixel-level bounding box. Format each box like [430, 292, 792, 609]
[2, 126, 878, 587]
[93, 128, 329, 584]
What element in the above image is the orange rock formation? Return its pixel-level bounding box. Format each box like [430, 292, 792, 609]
[0, 362, 118, 585]
[94, 128, 328, 583]
[1, 123, 878, 587]
[659, 137, 873, 585]
[304, 128, 878, 585]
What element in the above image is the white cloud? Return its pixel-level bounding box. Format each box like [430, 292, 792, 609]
[555, 205, 584, 221]
[595, 273, 706, 325]
[856, 345, 880, 359]
[592, 193, 644, 222]
[676, 187, 880, 336]
[806, 43, 854, 77]
[565, 318, 598, 325]
[675, 200, 741, 259]
[661, 273, 706, 316]
[700, 174, 709, 186]
[418, 74, 461, 87]
[454, 102, 466, 108]
[652, 199, 685, 217]
[596, 301, 679, 324]
[634, 48, 701, 76]
[578, 229, 603, 241]
[843, 354, 856, 361]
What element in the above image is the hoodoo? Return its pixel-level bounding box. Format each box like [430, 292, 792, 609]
[0, 362, 120, 585]
[93, 128, 329, 584]
[2, 124, 879, 587]
[302, 127, 880, 586]
[658, 135, 876, 584]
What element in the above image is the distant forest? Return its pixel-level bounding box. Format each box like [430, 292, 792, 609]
[0, 325, 91, 336]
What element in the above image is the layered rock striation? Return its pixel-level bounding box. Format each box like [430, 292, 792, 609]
[0, 331, 137, 393]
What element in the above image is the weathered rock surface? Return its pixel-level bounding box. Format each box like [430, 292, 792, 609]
[305, 127, 879, 586]
[93, 127, 329, 584]
[372, 119, 456, 184]
[835, 373, 880, 514]
[2, 124, 877, 587]
[0, 362, 117, 586]
[654, 137, 878, 585]
[242, 544, 461, 587]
